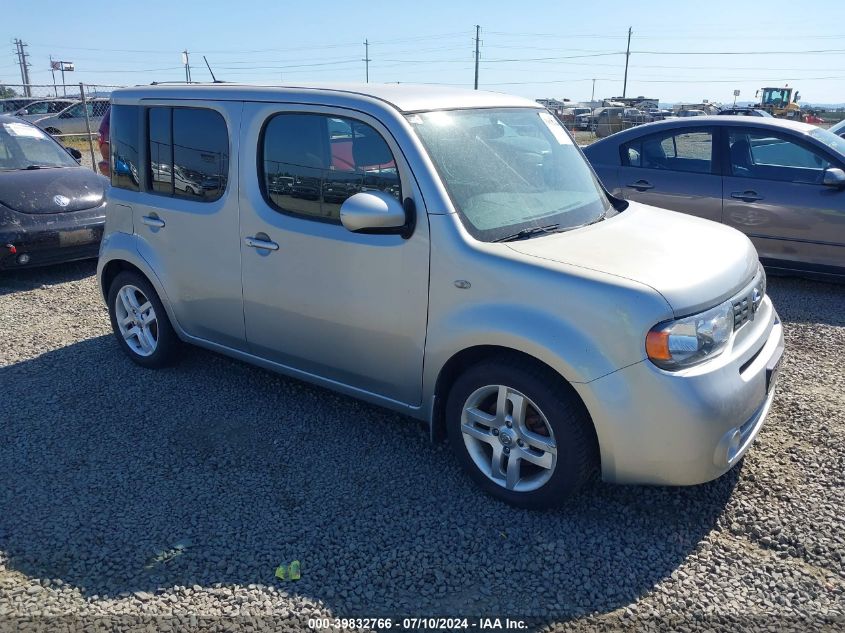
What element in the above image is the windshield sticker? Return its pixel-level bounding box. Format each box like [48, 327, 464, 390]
[538, 112, 573, 145]
[3, 122, 44, 138]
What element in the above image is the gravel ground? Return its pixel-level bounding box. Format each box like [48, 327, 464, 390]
[0, 262, 843, 632]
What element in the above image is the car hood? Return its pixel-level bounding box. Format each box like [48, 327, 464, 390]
[0, 167, 107, 214]
[505, 202, 759, 316]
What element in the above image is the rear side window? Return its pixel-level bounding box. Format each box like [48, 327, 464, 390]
[110, 104, 140, 191]
[260, 113, 400, 222]
[145, 107, 229, 201]
[622, 129, 713, 174]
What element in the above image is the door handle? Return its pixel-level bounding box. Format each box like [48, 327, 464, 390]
[730, 191, 763, 202]
[141, 215, 165, 229]
[245, 236, 279, 251]
[626, 180, 654, 191]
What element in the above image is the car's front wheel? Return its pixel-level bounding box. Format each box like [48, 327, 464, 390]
[107, 271, 179, 368]
[446, 357, 598, 508]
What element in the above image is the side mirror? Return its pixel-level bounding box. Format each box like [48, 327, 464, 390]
[340, 191, 408, 235]
[822, 167, 845, 188]
[65, 147, 82, 161]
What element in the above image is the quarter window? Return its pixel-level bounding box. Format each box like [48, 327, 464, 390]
[261, 113, 400, 222]
[623, 129, 713, 174]
[110, 104, 140, 191]
[729, 129, 832, 184]
[145, 107, 229, 201]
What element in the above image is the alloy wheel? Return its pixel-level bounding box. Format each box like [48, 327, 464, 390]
[460, 384, 557, 492]
[114, 284, 159, 357]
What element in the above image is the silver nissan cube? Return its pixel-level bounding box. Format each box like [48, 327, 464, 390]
[98, 84, 784, 508]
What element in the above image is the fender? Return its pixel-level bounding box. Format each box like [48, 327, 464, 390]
[96, 232, 187, 340]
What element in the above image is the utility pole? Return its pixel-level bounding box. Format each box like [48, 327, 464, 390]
[591, 78, 596, 104]
[182, 50, 192, 83]
[363, 39, 371, 83]
[622, 26, 632, 99]
[473, 25, 481, 90]
[50, 55, 58, 97]
[14, 39, 32, 96]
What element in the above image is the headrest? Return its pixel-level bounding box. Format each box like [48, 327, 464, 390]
[353, 133, 393, 168]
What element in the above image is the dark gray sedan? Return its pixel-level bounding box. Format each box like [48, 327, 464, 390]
[583, 117, 845, 280]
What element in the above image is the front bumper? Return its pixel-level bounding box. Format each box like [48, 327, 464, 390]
[575, 295, 784, 486]
[0, 210, 104, 270]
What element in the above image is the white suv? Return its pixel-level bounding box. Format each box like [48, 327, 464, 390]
[98, 84, 784, 508]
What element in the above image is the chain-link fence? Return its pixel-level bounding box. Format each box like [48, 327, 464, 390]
[0, 83, 124, 173]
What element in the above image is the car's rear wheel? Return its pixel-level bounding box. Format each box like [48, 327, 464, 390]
[446, 357, 598, 508]
[107, 271, 179, 368]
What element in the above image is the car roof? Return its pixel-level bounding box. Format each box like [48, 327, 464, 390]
[111, 82, 540, 113]
[0, 113, 29, 123]
[591, 115, 817, 143]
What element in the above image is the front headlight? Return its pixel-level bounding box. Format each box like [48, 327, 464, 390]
[646, 300, 733, 370]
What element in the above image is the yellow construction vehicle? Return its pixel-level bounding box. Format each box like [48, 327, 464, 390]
[755, 86, 802, 119]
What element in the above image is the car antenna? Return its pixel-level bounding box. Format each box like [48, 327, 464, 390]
[203, 56, 221, 83]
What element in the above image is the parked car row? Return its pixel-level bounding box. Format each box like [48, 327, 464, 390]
[568, 107, 675, 134]
[0, 96, 110, 137]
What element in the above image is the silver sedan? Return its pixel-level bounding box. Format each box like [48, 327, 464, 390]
[583, 117, 845, 280]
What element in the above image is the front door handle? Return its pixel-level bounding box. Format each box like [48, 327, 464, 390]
[141, 215, 165, 229]
[730, 191, 763, 202]
[245, 236, 279, 251]
[626, 179, 654, 191]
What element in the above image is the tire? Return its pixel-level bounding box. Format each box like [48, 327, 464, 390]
[107, 271, 180, 368]
[445, 356, 598, 509]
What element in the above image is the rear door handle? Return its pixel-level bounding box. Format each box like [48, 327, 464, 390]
[245, 236, 279, 251]
[141, 215, 165, 229]
[626, 180, 654, 191]
[730, 191, 763, 202]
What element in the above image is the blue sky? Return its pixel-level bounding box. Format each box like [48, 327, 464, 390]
[3, 0, 844, 105]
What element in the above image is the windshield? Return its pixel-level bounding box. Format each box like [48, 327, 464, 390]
[408, 108, 612, 241]
[808, 127, 845, 156]
[17, 100, 73, 116]
[762, 89, 791, 105]
[0, 120, 79, 170]
[829, 119, 845, 136]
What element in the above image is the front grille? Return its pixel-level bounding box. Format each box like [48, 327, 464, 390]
[730, 267, 766, 332]
[733, 296, 751, 330]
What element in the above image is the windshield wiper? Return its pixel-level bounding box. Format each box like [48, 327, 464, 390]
[587, 209, 608, 225]
[24, 165, 59, 170]
[494, 223, 560, 243]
